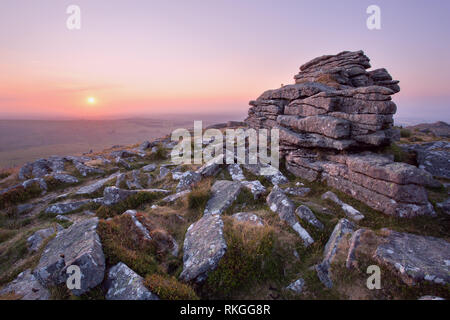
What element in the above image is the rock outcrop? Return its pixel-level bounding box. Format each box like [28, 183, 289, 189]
[245, 50, 438, 218]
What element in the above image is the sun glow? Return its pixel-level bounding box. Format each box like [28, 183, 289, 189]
[87, 96, 96, 105]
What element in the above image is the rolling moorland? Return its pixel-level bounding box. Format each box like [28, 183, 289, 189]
[0, 51, 449, 300]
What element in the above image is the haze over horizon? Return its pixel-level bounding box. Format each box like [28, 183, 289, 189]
[1, 0, 449, 123]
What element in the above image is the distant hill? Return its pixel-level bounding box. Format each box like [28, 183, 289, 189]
[0, 118, 214, 168]
[406, 121, 450, 138]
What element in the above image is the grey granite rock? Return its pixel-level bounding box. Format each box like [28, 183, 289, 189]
[204, 180, 242, 216]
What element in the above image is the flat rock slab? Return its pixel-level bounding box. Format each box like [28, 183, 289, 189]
[179, 214, 227, 283]
[204, 180, 242, 216]
[322, 191, 364, 221]
[33, 218, 105, 296]
[375, 230, 450, 285]
[0, 269, 50, 300]
[105, 262, 159, 300]
[286, 278, 305, 294]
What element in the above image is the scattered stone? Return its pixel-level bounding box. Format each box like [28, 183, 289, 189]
[286, 278, 305, 294]
[55, 215, 71, 222]
[73, 161, 104, 176]
[105, 262, 159, 300]
[204, 180, 242, 216]
[0, 269, 49, 300]
[123, 210, 152, 240]
[49, 173, 79, 184]
[162, 190, 190, 203]
[418, 296, 445, 300]
[321, 191, 365, 221]
[295, 205, 324, 230]
[27, 225, 63, 253]
[267, 186, 314, 246]
[231, 212, 264, 226]
[17, 203, 33, 214]
[179, 214, 227, 283]
[45, 199, 92, 215]
[228, 164, 246, 181]
[76, 172, 120, 195]
[241, 180, 266, 199]
[33, 218, 105, 295]
[126, 169, 143, 189]
[402, 141, 450, 179]
[316, 219, 356, 288]
[142, 163, 157, 172]
[284, 187, 311, 197]
[176, 171, 201, 192]
[103, 186, 137, 206]
[158, 166, 170, 180]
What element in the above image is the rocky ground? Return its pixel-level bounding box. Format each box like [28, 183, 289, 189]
[0, 51, 449, 300]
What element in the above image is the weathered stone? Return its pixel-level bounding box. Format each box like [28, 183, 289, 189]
[316, 219, 356, 288]
[142, 163, 157, 172]
[321, 191, 365, 221]
[102, 186, 137, 206]
[277, 115, 350, 139]
[33, 218, 105, 295]
[231, 212, 264, 226]
[162, 190, 190, 203]
[267, 186, 314, 246]
[76, 172, 120, 195]
[49, 173, 79, 184]
[126, 170, 143, 190]
[228, 164, 246, 181]
[180, 214, 227, 283]
[0, 269, 50, 300]
[402, 142, 450, 179]
[295, 205, 324, 230]
[286, 278, 305, 294]
[45, 199, 92, 215]
[374, 230, 450, 286]
[283, 187, 311, 197]
[241, 180, 266, 199]
[27, 225, 63, 252]
[105, 262, 159, 300]
[204, 180, 242, 216]
[176, 171, 201, 192]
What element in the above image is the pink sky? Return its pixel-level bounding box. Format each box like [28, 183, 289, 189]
[0, 0, 449, 122]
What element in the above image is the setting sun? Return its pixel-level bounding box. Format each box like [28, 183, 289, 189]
[87, 97, 96, 104]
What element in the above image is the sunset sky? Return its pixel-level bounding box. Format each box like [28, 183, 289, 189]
[0, 0, 449, 123]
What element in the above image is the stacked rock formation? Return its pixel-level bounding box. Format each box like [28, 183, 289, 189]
[245, 50, 438, 217]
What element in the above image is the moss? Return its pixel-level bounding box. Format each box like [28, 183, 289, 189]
[97, 215, 160, 276]
[144, 274, 199, 300]
[96, 192, 159, 218]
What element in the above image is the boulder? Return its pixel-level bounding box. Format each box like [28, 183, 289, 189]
[204, 180, 242, 216]
[103, 186, 137, 206]
[49, 173, 79, 184]
[142, 163, 157, 172]
[176, 171, 201, 192]
[45, 199, 93, 215]
[33, 218, 105, 296]
[105, 262, 159, 300]
[0, 269, 49, 300]
[241, 180, 266, 199]
[179, 214, 227, 283]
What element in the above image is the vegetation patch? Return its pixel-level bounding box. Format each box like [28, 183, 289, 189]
[97, 215, 160, 276]
[0, 184, 42, 210]
[144, 274, 198, 300]
[202, 217, 294, 299]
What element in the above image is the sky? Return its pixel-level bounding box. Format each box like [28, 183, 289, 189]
[0, 0, 449, 123]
